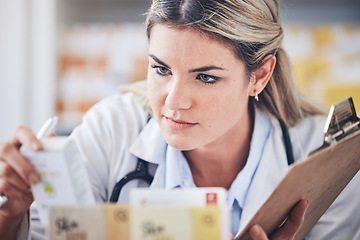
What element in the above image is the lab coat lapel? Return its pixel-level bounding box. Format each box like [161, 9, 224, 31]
[238, 119, 290, 233]
[129, 117, 167, 188]
[129, 118, 166, 165]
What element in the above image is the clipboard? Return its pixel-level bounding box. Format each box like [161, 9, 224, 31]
[236, 97, 360, 240]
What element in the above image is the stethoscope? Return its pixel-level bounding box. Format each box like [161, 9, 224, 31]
[110, 158, 153, 202]
[109, 118, 294, 202]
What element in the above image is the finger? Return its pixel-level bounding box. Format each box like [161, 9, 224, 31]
[0, 190, 33, 218]
[229, 233, 234, 240]
[0, 161, 32, 193]
[0, 178, 31, 199]
[272, 199, 309, 239]
[287, 199, 308, 228]
[9, 126, 42, 151]
[249, 224, 269, 240]
[0, 143, 41, 186]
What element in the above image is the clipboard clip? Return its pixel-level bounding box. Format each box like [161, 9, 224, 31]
[310, 97, 360, 155]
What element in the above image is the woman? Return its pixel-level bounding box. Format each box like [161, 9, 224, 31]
[1, 0, 359, 239]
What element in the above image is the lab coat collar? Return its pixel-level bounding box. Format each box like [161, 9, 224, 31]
[129, 117, 166, 165]
[129, 117, 173, 189]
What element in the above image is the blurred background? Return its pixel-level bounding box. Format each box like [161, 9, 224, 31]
[1, 0, 360, 140]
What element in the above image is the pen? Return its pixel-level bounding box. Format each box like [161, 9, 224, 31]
[36, 116, 59, 139]
[0, 116, 59, 208]
[0, 194, 7, 208]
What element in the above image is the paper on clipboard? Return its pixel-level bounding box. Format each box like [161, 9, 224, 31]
[236, 97, 360, 240]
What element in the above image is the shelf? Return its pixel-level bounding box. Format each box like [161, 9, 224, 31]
[56, 0, 151, 24]
[280, 0, 360, 23]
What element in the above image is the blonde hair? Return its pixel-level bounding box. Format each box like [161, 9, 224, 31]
[145, 0, 324, 127]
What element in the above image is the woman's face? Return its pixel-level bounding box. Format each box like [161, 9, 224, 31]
[147, 24, 253, 151]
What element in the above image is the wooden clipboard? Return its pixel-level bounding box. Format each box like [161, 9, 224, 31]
[236, 97, 360, 240]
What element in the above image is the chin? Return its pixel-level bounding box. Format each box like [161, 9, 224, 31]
[165, 137, 196, 151]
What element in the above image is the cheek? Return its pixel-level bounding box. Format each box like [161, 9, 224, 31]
[204, 85, 249, 125]
[147, 74, 164, 112]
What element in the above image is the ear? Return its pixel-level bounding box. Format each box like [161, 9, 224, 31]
[248, 55, 276, 97]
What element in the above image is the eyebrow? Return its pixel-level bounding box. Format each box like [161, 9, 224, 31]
[189, 66, 225, 73]
[149, 54, 226, 73]
[149, 54, 170, 69]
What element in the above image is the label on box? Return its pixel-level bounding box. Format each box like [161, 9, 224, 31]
[129, 187, 229, 240]
[131, 206, 222, 240]
[48, 204, 129, 240]
[129, 187, 227, 207]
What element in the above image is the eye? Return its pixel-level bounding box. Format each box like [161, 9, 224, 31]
[151, 65, 170, 76]
[197, 74, 218, 84]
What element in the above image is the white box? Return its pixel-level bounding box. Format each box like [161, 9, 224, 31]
[130, 187, 230, 240]
[22, 136, 95, 225]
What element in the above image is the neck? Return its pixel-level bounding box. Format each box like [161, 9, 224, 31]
[184, 105, 255, 189]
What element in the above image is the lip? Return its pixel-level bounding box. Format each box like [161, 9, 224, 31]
[164, 117, 197, 130]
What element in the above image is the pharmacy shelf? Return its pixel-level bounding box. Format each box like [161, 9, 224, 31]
[57, 0, 151, 24]
[1, 0, 359, 140]
[281, 0, 360, 23]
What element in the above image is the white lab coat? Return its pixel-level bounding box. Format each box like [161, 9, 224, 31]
[21, 92, 360, 239]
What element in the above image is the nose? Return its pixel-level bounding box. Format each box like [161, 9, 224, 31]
[165, 78, 192, 111]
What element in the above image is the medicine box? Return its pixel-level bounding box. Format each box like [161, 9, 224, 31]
[22, 136, 95, 225]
